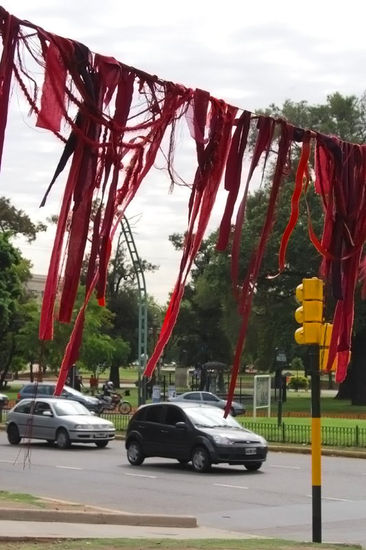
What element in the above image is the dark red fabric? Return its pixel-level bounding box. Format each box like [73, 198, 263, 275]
[4, 7, 366, 399]
[144, 101, 237, 378]
[0, 11, 18, 170]
[278, 132, 310, 271]
[224, 121, 293, 416]
[36, 41, 67, 132]
[230, 117, 275, 294]
[216, 110, 251, 251]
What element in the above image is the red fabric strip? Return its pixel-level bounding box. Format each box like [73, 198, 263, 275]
[0, 13, 19, 170]
[144, 102, 237, 379]
[216, 111, 251, 251]
[231, 117, 275, 291]
[278, 132, 310, 271]
[36, 41, 67, 133]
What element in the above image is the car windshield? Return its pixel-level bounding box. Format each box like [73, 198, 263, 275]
[53, 401, 91, 416]
[62, 386, 82, 396]
[185, 407, 242, 428]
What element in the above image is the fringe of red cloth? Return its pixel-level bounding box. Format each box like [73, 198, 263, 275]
[1, 6, 366, 399]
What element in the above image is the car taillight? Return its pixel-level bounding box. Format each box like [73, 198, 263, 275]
[17, 392, 21, 400]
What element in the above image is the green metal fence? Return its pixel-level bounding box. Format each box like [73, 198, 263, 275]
[243, 421, 366, 448]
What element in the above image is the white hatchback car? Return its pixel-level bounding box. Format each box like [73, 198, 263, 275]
[6, 397, 115, 449]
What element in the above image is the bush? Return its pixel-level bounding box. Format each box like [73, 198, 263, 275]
[288, 375, 309, 391]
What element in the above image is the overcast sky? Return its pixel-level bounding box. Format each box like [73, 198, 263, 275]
[2, 0, 366, 303]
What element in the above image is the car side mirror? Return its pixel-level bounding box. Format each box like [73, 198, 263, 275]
[42, 410, 53, 417]
[175, 421, 187, 430]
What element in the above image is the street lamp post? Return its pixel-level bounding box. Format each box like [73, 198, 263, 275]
[275, 349, 287, 427]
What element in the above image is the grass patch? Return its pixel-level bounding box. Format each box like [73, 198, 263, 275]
[0, 491, 45, 508]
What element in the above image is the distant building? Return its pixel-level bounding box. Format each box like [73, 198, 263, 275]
[25, 273, 47, 300]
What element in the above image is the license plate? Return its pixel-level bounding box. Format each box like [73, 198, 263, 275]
[95, 433, 107, 438]
[245, 447, 257, 455]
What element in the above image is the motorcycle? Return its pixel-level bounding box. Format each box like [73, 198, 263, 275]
[96, 391, 132, 415]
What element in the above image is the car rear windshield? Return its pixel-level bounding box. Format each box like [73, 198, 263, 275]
[53, 401, 90, 416]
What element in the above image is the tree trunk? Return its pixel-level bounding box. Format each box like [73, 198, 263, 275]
[29, 362, 34, 383]
[0, 365, 9, 390]
[109, 364, 120, 389]
[336, 332, 366, 405]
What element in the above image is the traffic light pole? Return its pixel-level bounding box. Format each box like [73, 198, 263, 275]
[308, 345, 322, 543]
[294, 278, 324, 543]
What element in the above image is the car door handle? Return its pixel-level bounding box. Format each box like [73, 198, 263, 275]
[160, 429, 169, 433]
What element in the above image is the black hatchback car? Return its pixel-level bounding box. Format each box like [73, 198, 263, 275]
[125, 402, 268, 473]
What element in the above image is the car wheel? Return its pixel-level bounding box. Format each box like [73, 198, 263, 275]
[230, 407, 236, 416]
[95, 440, 109, 448]
[7, 424, 21, 445]
[191, 446, 211, 473]
[56, 428, 71, 449]
[244, 461, 262, 471]
[127, 440, 144, 465]
[118, 401, 132, 415]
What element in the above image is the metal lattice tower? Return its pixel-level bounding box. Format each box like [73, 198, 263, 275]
[120, 217, 147, 405]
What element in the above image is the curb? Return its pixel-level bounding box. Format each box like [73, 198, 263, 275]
[269, 444, 366, 459]
[0, 508, 197, 528]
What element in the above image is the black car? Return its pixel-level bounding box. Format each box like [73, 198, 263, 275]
[125, 402, 268, 473]
[16, 382, 100, 413]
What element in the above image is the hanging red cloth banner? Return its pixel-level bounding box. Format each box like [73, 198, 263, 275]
[1, 6, 366, 402]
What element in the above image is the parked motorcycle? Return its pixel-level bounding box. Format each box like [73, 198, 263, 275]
[96, 392, 132, 415]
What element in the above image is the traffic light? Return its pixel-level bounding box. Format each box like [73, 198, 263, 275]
[294, 278, 323, 345]
[319, 322, 336, 371]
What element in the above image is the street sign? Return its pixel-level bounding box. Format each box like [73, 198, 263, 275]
[276, 352, 287, 363]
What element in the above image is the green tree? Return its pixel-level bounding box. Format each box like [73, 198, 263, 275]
[0, 233, 31, 388]
[0, 196, 46, 241]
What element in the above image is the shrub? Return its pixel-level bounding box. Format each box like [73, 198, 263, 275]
[288, 375, 309, 391]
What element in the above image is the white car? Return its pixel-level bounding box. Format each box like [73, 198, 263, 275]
[6, 397, 115, 449]
[168, 390, 245, 416]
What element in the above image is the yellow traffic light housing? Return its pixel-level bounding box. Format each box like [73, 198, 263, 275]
[294, 278, 324, 345]
[319, 323, 336, 371]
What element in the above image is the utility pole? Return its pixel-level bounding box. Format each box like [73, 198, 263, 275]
[294, 277, 324, 543]
[307, 345, 322, 543]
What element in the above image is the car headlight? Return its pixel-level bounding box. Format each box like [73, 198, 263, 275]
[74, 424, 93, 430]
[257, 436, 267, 446]
[212, 434, 234, 445]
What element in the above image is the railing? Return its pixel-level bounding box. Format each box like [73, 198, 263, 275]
[243, 421, 366, 448]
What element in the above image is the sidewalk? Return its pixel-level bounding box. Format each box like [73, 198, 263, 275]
[0, 500, 257, 541]
[0, 521, 257, 541]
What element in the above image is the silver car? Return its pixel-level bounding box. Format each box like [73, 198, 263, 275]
[6, 398, 115, 449]
[168, 391, 245, 416]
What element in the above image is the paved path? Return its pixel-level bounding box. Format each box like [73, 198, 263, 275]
[0, 520, 260, 540]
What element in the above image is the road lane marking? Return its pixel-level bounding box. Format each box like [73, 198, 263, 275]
[270, 465, 301, 470]
[55, 465, 83, 470]
[214, 483, 248, 489]
[124, 473, 157, 479]
[324, 496, 353, 502]
[306, 494, 353, 502]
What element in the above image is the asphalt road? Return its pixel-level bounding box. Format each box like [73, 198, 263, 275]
[0, 432, 365, 546]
